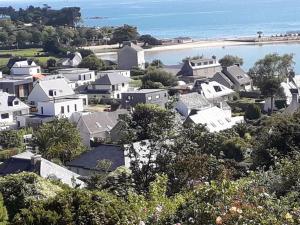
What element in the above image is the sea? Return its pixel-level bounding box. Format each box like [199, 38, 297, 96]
[2, 0, 300, 71]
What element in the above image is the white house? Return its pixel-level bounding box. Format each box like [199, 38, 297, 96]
[97, 70, 131, 79]
[28, 78, 87, 118]
[185, 106, 244, 132]
[175, 92, 212, 118]
[0, 91, 29, 130]
[57, 52, 82, 67]
[193, 80, 235, 102]
[57, 68, 96, 87]
[118, 42, 145, 70]
[11, 60, 42, 76]
[87, 73, 131, 99]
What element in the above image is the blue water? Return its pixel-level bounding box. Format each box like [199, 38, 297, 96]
[2, 0, 300, 39]
[2, 0, 300, 72]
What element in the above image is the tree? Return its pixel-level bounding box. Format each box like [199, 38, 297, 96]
[46, 58, 57, 68]
[111, 24, 139, 46]
[139, 34, 162, 46]
[78, 54, 105, 71]
[257, 31, 263, 38]
[16, 30, 32, 46]
[219, 55, 244, 67]
[31, 30, 42, 44]
[142, 69, 178, 88]
[149, 59, 164, 68]
[0, 194, 8, 225]
[260, 78, 282, 114]
[32, 118, 85, 163]
[245, 104, 261, 120]
[43, 38, 62, 55]
[249, 53, 294, 87]
[0, 32, 8, 45]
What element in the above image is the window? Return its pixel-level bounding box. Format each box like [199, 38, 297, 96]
[147, 96, 152, 100]
[1, 113, 9, 119]
[127, 96, 133, 100]
[78, 75, 81, 80]
[83, 75, 86, 80]
[49, 90, 53, 96]
[61, 106, 65, 114]
[67, 105, 70, 113]
[14, 101, 19, 105]
[122, 83, 125, 87]
[209, 60, 214, 64]
[164, 93, 167, 97]
[117, 94, 120, 99]
[204, 62, 208, 65]
[75, 104, 77, 111]
[191, 62, 195, 66]
[213, 86, 222, 92]
[41, 107, 44, 114]
[37, 68, 41, 73]
[197, 63, 202, 66]
[155, 95, 160, 99]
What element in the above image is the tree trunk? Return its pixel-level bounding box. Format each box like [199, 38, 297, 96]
[270, 96, 274, 115]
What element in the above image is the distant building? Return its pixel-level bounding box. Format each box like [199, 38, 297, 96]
[174, 37, 193, 44]
[178, 56, 222, 82]
[185, 106, 244, 132]
[86, 73, 131, 100]
[121, 89, 168, 108]
[118, 41, 145, 70]
[67, 145, 125, 176]
[0, 91, 29, 130]
[97, 70, 131, 78]
[0, 152, 85, 188]
[10, 60, 42, 76]
[213, 65, 252, 91]
[57, 52, 83, 68]
[56, 68, 96, 88]
[27, 78, 87, 118]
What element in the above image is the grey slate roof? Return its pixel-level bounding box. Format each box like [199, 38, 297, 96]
[0, 152, 84, 187]
[94, 74, 131, 85]
[179, 92, 212, 109]
[214, 72, 234, 86]
[222, 65, 251, 85]
[79, 110, 128, 135]
[67, 145, 125, 171]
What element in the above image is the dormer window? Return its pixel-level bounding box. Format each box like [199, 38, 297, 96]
[14, 101, 19, 105]
[49, 90, 57, 96]
[213, 86, 222, 92]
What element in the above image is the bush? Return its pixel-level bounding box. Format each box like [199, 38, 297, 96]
[245, 104, 261, 120]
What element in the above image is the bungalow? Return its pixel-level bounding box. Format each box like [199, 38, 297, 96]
[178, 56, 222, 82]
[10, 60, 42, 76]
[75, 109, 128, 147]
[86, 73, 131, 100]
[67, 144, 125, 176]
[193, 79, 235, 102]
[185, 106, 244, 132]
[175, 92, 212, 118]
[97, 70, 131, 78]
[121, 89, 168, 108]
[0, 91, 29, 130]
[0, 152, 85, 188]
[27, 77, 87, 118]
[118, 41, 145, 70]
[213, 65, 252, 91]
[56, 68, 96, 88]
[57, 52, 82, 68]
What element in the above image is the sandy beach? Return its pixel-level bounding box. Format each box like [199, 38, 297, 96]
[86, 38, 300, 57]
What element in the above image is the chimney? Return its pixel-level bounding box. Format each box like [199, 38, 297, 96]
[31, 155, 42, 174]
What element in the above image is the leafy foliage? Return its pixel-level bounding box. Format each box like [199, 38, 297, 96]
[78, 54, 105, 71]
[31, 118, 85, 164]
[219, 55, 244, 67]
[142, 69, 178, 88]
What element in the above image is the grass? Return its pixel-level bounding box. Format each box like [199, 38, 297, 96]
[0, 48, 58, 67]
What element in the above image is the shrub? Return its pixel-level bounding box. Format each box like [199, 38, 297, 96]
[245, 104, 261, 120]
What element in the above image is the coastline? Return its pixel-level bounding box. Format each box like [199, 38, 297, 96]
[87, 38, 300, 57]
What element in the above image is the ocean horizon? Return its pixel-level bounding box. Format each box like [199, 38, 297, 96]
[1, 0, 300, 39]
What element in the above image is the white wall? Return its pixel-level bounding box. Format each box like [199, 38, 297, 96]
[0, 112, 13, 124]
[11, 66, 41, 76]
[28, 84, 50, 105]
[37, 99, 84, 118]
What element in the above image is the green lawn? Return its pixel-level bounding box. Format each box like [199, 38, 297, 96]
[0, 48, 57, 67]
